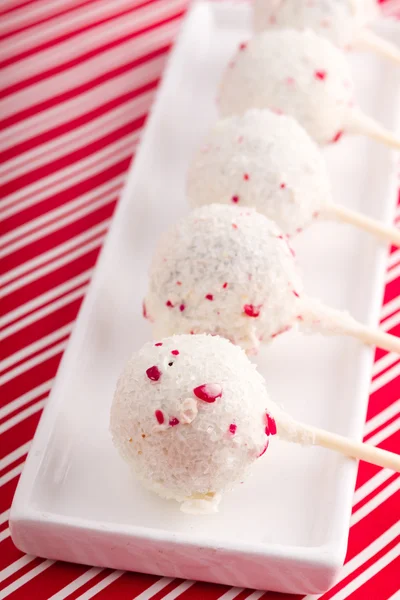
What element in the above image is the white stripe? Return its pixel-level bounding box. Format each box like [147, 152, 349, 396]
[388, 249, 400, 269]
[351, 477, 400, 527]
[1, 323, 73, 372]
[0, 53, 164, 152]
[0, 0, 155, 62]
[0, 560, 54, 598]
[162, 580, 195, 599]
[0, 441, 31, 471]
[218, 588, 244, 600]
[353, 469, 395, 506]
[387, 591, 400, 600]
[0, 379, 52, 420]
[245, 592, 265, 600]
[47, 567, 105, 600]
[0, 462, 24, 487]
[1, 270, 92, 328]
[366, 417, 400, 447]
[1, 132, 135, 218]
[133, 578, 174, 600]
[0, 510, 10, 527]
[379, 310, 400, 335]
[386, 263, 400, 283]
[303, 523, 400, 600]
[1, 286, 86, 340]
[0, 528, 10, 543]
[0, 224, 108, 296]
[364, 400, 400, 436]
[1, 5, 182, 92]
[0, 0, 82, 35]
[75, 570, 124, 599]
[380, 296, 400, 321]
[372, 352, 399, 377]
[0, 399, 46, 435]
[0, 339, 67, 386]
[0, 555, 37, 584]
[0, 174, 123, 247]
[0, 187, 116, 260]
[327, 543, 400, 600]
[370, 362, 400, 394]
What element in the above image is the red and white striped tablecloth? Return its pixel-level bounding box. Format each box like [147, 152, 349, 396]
[0, 1, 399, 598]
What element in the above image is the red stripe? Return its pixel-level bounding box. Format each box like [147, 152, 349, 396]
[0, 79, 155, 166]
[176, 581, 231, 599]
[363, 412, 399, 442]
[323, 536, 400, 600]
[352, 473, 398, 514]
[346, 551, 400, 600]
[0, 557, 44, 593]
[371, 357, 400, 381]
[0, 536, 25, 572]
[0, 477, 22, 516]
[0, 0, 101, 42]
[150, 579, 183, 599]
[0, 391, 49, 430]
[0, 8, 182, 100]
[366, 376, 400, 421]
[0, 409, 43, 458]
[355, 431, 400, 488]
[71, 571, 162, 599]
[0, 0, 40, 18]
[0, 0, 164, 69]
[4, 562, 92, 600]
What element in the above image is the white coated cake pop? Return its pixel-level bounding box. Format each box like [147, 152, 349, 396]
[110, 334, 279, 513]
[253, 0, 373, 49]
[144, 204, 303, 353]
[187, 109, 331, 236]
[219, 29, 354, 144]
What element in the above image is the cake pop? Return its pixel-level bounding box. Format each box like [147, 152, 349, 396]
[253, 0, 400, 65]
[187, 109, 400, 244]
[218, 29, 400, 148]
[144, 204, 400, 354]
[110, 334, 400, 513]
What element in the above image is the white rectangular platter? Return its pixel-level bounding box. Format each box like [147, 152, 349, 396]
[10, 1, 400, 595]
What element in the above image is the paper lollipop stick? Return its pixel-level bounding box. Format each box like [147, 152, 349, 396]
[356, 28, 400, 65]
[326, 204, 400, 247]
[345, 108, 400, 150]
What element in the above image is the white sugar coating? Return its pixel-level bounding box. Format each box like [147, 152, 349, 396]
[110, 334, 280, 512]
[253, 0, 375, 49]
[145, 204, 303, 353]
[218, 29, 354, 145]
[187, 109, 331, 236]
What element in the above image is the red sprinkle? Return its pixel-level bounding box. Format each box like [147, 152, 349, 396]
[222, 282, 228, 289]
[193, 383, 223, 403]
[176, 281, 182, 286]
[205, 294, 214, 301]
[146, 366, 161, 381]
[271, 325, 292, 339]
[155, 410, 164, 424]
[166, 300, 174, 308]
[232, 223, 238, 229]
[243, 173, 250, 181]
[142, 302, 148, 319]
[179, 304, 185, 312]
[171, 350, 179, 356]
[243, 304, 262, 318]
[259, 439, 269, 457]
[232, 195, 239, 203]
[155, 342, 163, 347]
[313, 211, 320, 218]
[293, 290, 300, 298]
[169, 417, 180, 427]
[315, 70, 327, 80]
[239, 42, 247, 50]
[331, 130, 343, 144]
[229, 423, 237, 435]
[265, 413, 277, 436]
[280, 183, 286, 189]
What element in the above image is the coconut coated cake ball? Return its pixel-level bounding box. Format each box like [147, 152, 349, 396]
[253, 0, 371, 49]
[110, 334, 278, 513]
[144, 204, 303, 353]
[187, 109, 331, 236]
[218, 29, 354, 145]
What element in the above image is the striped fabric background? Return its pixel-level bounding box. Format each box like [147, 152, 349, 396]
[0, 0, 399, 598]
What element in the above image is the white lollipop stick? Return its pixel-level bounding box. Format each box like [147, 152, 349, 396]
[356, 28, 400, 64]
[346, 108, 400, 150]
[292, 421, 400, 471]
[301, 299, 400, 354]
[326, 203, 400, 247]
